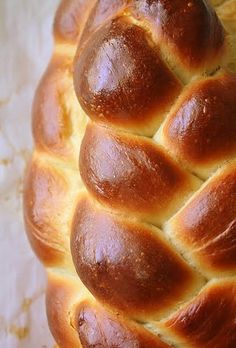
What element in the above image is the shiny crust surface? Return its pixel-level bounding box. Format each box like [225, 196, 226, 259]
[166, 163, 236, 276]
[159, 72, 236, 176]
[79, 0, 128, 48]
[162, 279, 236, 348]
[76, 302, 171, 348]
[47, 273, 171, 348]
[74, 17, 181, 135]
[24, 0, 236, 347]
[71, 197, 201, 320]
[131, 0, 225, 70]
[80, 123, 200, 225]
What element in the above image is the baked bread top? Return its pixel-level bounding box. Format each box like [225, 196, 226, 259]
[24, 1, 236, 347]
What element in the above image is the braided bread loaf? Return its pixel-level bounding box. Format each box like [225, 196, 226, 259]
[23, 1, 236, 347]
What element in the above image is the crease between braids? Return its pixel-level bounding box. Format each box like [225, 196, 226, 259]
[23, 1, 236, 347]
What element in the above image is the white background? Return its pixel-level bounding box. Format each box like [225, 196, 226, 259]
[0, 1, 60, 347]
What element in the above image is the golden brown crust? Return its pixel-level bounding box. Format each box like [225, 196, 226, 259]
[162, 279, 236, 348]
[71, 196, 202, 320]
[74, 17, 181, 136]
[23, 158, 70, 266]
[158, 72, 236, 178]
[47, 272, 171, 348]
[166, 162, 236, 277]
[75, 302, 171, 348]
[131, 0, 225, 71]
[32, 55, 75, 160]
[23, 154, 81, 268]
[25, 0, 236, 347]
[79, 123, 200, 225]
[46, 273, 85, 348]
[79, 0, 129, 48]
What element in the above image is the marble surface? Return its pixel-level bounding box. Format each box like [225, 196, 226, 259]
[0, 1, 59, 347]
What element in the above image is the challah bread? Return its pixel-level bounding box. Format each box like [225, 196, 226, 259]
[23, 0, 236, 347]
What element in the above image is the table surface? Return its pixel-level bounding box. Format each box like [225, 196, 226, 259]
[0, 1, 60, 347]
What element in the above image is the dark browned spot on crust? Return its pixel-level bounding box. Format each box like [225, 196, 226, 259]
[71, 197, 198, 320]
[163, 72, 236, 167]
[75, 302, 171, 348]
[74, 17, 181, 135]
[79, 123, 196, 225]
[23, 160, 69, 266]
[132, 0, 225, 69]
[32, 55, 74, 160]
[164, 281, 236, 348]
[168, 163, 236, 273]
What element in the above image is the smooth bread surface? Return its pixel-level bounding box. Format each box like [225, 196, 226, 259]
[24, 0, 236, 347]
